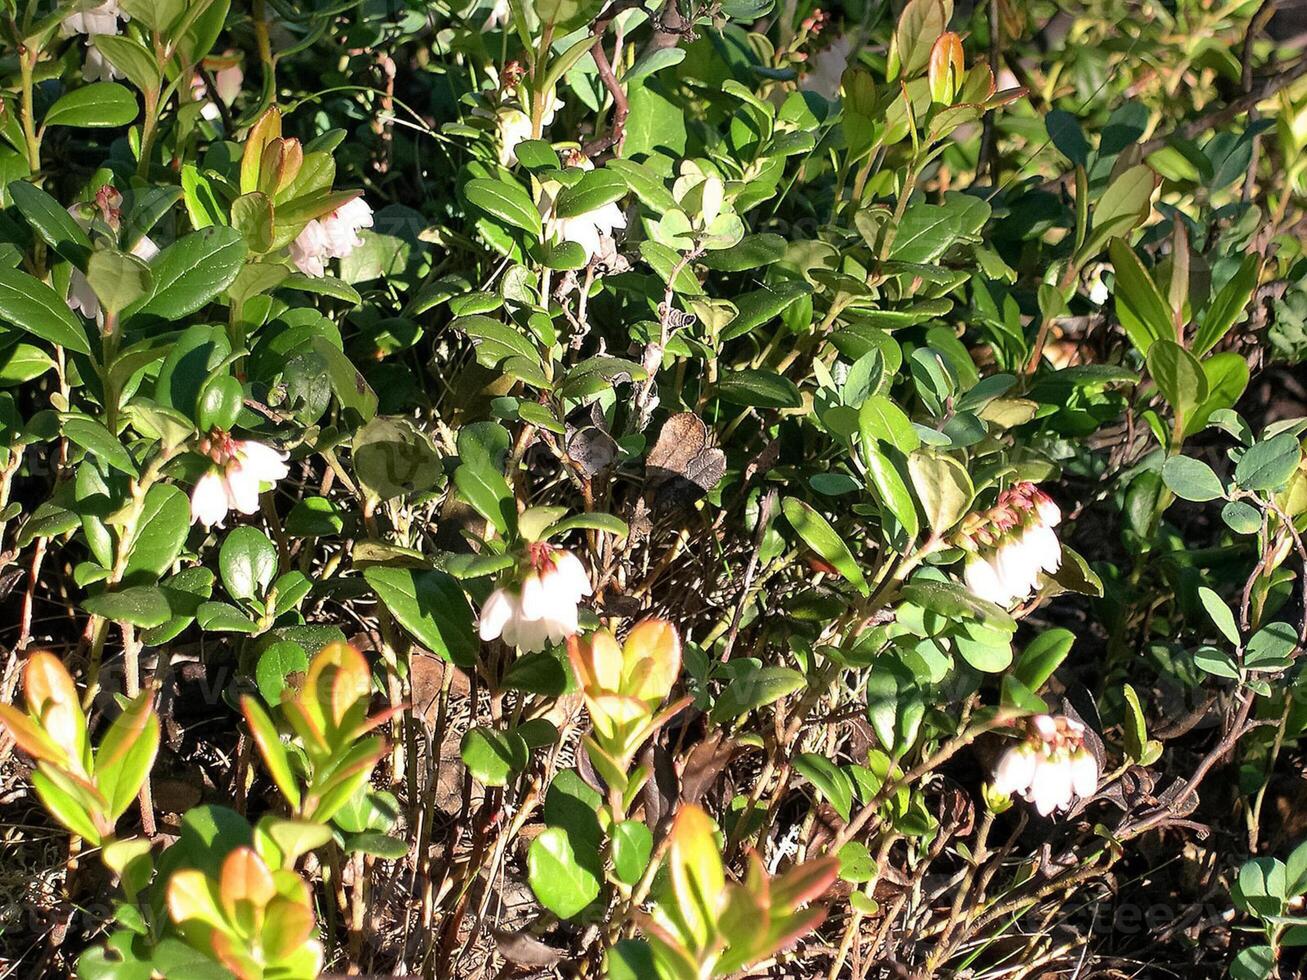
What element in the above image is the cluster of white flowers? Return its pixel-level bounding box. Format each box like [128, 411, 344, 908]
[959, 482, 1063, 608]
[993, 714, 1099, 816]
[61, 0, 124, 83]
[66, 189, 159, 323]
[539, 153, 627, 264]
[478, 544, 592, 652]
[190, 433, 290, 528]
[288, 198, 374, 277]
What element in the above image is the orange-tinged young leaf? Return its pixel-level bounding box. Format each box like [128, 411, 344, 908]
[262, 894, 315, 960]
[24, 652, 87, 766]
[569, 630, 624, 694]
[258, 137, 303, 197]
[769, 855, 840, 909]
[928, 32, 964, 104]
[241, 696, 303, 811]
[0, 704, 67, 765]
[220, 846, 276, 933]
[585, 691, 649, 741]
[666, 804, 726, 952]
[167, 868, 225, 930]
[304, 642, 371, 734]
[94, 692, 161, 821]
[621, 619, 681, 703]
[240, 107, 283, 194]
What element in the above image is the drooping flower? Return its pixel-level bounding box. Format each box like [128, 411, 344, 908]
[62, 0, 125, 82]
[538, 153, 626, 264]
[478, 544, 591, 652]
[190, 433, 289, 528]
[958, 483, 1063, 607]
[288, 197, 373, 277]
[992, 714, 1098, 816]
[65, 190, 159, 323]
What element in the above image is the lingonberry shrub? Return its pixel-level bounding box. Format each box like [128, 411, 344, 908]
[0, 0, 1304, 977]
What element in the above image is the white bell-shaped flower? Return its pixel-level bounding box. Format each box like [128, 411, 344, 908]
[991, 714, 1098, 817]
[289, 197, 372, 278]
[477, 545, 592, 652]
[189, 435, 290, 528]
[956, 483, 1064, 608]
[62, 0, 125, 81]
[539, 155, 626, 264]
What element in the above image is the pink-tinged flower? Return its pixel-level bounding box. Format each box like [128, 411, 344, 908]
[478, 544, 592, 652]
[190, 434, 289, 528]
[957, 483, 1064, 608]
[991, 714, 1098, 816]
[288, 198, 373, 277]
[65, 194, 158, 323]
[62, 1, 125, 81]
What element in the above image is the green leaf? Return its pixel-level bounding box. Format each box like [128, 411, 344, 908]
[1245, 621, 1296, 672]
[453, 461, 517, 537]
[610, 820, 653, 886]
[1192, 253, 1258, 356]
[709, 665, 806, 724]
[528, 826, 601, 919]
[1185, 352, 1249, 437]
[255, 640, 309, 704]
[781, 497, 868, 595]
[363, 566, 477, 668]
[1046, 109, 1090, 166]
[716, 369, 802, 409]
[1145, 339, 1206, 418]
[83, 586, 172, 627]
[794, 753, 854, 821]
[86, 248, 152, 318]
[907, 452, 973, 534]
[91, 35, 162, 92]
[541, 512, 628, 541]
[1197, 586, 1239, 645]
[887, 203, 962, 264]
[126, 226, 247, 322]
[219, 526, 278, 602]
[0, 266, 92, 355]
[464, 178, 541, 237]
[44, 82, 139, 128]
[459, 725, 528, 787]
[1233, 433, 1302, 492]
[1221, 500, 1262, 534]
[8, 181, 91, 266]
[511, 139, 561, 170]
[122, 485, 189, 579]
[195, 602, 258, 633]
[310, 335, 378, 423]
[700, 233, 787, 271]
[1108, 238, 1172, 355]
[954, 621, 1013, 673]
[899, 579, 1016, 632]
[858, 395, 919, 455]
[557, 356, 645, 400]
[351, 416, 442, 502]
[1014, 629, 1073, 691]
[553, 169, 627, 219]
[1160, 455, 1224, 502]
[1121, 683, 1148, 763]
[63, 415, 136, 474]
[501, 650, 568, 695]
[864, 445, 920, 542]
[1084, 166, 1155, 255]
